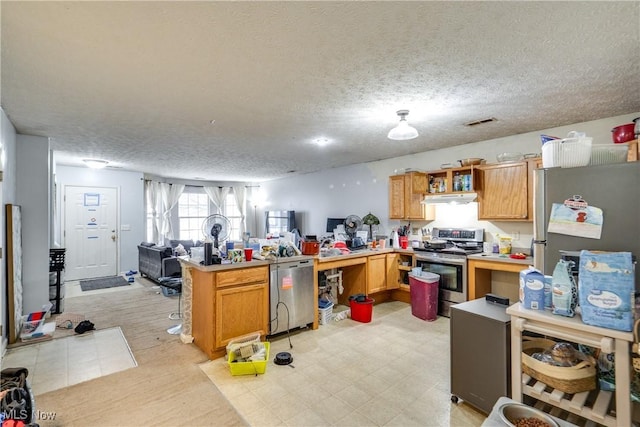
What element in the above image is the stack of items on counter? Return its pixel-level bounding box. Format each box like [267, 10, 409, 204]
[518, 250, 639, 400]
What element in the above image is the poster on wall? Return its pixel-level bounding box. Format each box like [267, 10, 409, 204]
[6, 204, 23, 344]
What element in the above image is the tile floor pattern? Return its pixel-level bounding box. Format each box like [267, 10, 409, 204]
[200, 301, 487, 427]
[3, 327, 137, 395]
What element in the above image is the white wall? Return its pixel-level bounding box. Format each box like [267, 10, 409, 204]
[260, 112, 640, 249]
[55, 166, 145, 274]
[1, 108, 17, 347]
[16, 135, 50, 313]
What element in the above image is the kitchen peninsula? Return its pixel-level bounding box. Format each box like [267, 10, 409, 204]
[181, 248, 417, 359]
[179, 259, 272, 359]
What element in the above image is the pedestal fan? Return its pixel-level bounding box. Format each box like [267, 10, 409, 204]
[202, 214, 231, 249]
[344, 215, 365, 249]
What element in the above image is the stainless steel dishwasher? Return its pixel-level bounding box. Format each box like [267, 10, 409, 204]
[269, 257, 315, 336]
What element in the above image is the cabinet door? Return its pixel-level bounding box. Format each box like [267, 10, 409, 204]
[405, 174, 426, 220]
[477, 162, 528, 220]
[366, 254, 387, 294]
[215, 282, 268, 349]
[389, 175, 405, 219]
[386, 253, 400, 290]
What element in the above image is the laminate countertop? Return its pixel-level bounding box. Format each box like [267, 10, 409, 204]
[467, 253, 533, 266]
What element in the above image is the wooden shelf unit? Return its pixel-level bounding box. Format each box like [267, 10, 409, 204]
[507, 303, 634, 427]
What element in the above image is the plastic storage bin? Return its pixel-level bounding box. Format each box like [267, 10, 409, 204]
[228, 342, 270, 376]
[588, 144, 629, 166]
[350, 298, 374, 323]
[409, 272, 440, 321]
[542, 136, 592, 168]
[318, 302, 334, 325]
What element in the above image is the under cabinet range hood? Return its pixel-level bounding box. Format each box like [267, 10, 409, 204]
[422, 193, 478, 205]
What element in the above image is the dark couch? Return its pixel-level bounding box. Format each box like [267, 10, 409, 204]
[137, 242, 182, 283]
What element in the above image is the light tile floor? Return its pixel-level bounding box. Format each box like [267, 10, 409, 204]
[200, 301, 487, 427]
[3, 327, 137, 395]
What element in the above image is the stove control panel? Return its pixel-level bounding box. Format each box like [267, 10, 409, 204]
[433, 228, 484, 242]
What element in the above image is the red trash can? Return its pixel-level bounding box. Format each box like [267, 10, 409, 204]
[409, 272, 440, 321]
[350, 297, 374, 323]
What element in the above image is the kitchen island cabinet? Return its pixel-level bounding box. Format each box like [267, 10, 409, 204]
[507, 303, 634, 427]
[467, 254, 531, 301]
[180, 260, 270, 360]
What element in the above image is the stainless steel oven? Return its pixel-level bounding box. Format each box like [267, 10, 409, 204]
[415, 253, 467, 318]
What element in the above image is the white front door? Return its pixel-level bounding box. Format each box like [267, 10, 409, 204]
[64, 186, 118, 280]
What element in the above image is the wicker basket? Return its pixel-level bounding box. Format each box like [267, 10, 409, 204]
[522, 337, 596, 394]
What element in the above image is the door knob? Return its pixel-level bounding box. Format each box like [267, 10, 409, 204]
[111, 234, 116, 241]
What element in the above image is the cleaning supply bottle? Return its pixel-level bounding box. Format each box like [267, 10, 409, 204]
[390, 230, 400, 249]
[551, 259, 577, 317]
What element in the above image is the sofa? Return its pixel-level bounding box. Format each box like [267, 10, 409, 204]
[137, 242, 182, 283]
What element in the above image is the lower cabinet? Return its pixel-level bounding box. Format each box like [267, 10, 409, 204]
[191, 265, 269, 359]
[366, 254, 387, 294]
[215, 283, 269, 349]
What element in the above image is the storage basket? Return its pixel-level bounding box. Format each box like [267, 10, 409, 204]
[588, 144, 629, 166]
[522, 337, 596, 394]
[318, 303, 334, 325]
[228, 342, 269, 376]
[542, 136, 592, 168]
[49, 248, 66, 272]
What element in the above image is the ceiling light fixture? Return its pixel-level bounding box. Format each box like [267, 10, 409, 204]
[387, 110, 418, 140]
[83, 159, 109, 169]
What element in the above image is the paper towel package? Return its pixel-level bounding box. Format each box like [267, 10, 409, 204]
[578, 250, 635, 331]
[519, 266, 546, 310]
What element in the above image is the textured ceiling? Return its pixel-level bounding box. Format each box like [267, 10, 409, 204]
[2, 1, 639, 182]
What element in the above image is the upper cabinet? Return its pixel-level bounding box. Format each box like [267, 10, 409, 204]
[389, 172, 433, 220]
[426, 166, 475, 194]
[475, 159, 538, 221]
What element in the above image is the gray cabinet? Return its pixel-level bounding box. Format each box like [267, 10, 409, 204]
[450, 298, 511, 414]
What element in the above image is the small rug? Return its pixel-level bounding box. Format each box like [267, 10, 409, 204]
[55, 312, 85, 329]
[80, 276, 129, 292]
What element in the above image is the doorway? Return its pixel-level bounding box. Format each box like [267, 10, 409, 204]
[64, 186, 118, 281]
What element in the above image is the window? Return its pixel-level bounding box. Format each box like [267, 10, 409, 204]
[223, 193, 242, 242]
[178, 191, 210, 242]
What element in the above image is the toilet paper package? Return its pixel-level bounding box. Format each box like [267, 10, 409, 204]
[578, 250, 635, 331]
[519, 266, 545, 310]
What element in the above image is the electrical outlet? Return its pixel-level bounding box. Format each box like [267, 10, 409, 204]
[512, 232, 520, 240]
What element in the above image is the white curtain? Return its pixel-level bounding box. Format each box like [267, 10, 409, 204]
[232, 185, 247, 236]
[159, 182, 185, 245]
[144, 180, 162, 244]
[203, 186, 230, 214]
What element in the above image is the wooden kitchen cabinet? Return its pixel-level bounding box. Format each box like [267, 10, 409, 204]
[426, 166, 475, 194]
[476, 159, 538, 221]
[387, 252, 410, 290]
[628, 139, 638, 161]
[389, 172, 432, 220]
[190, 265, 269, 359]
[366, 253, 387, 294]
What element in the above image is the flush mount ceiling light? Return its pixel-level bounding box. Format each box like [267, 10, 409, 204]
[387, 110, 418, 140]
[83, 159, 109, 169]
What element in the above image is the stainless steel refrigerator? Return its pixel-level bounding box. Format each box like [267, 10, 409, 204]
[533, 161, 640, 287]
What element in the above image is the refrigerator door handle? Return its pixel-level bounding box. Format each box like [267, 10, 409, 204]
[533, 242, 546, 273]
[533, 168, 546, 242]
